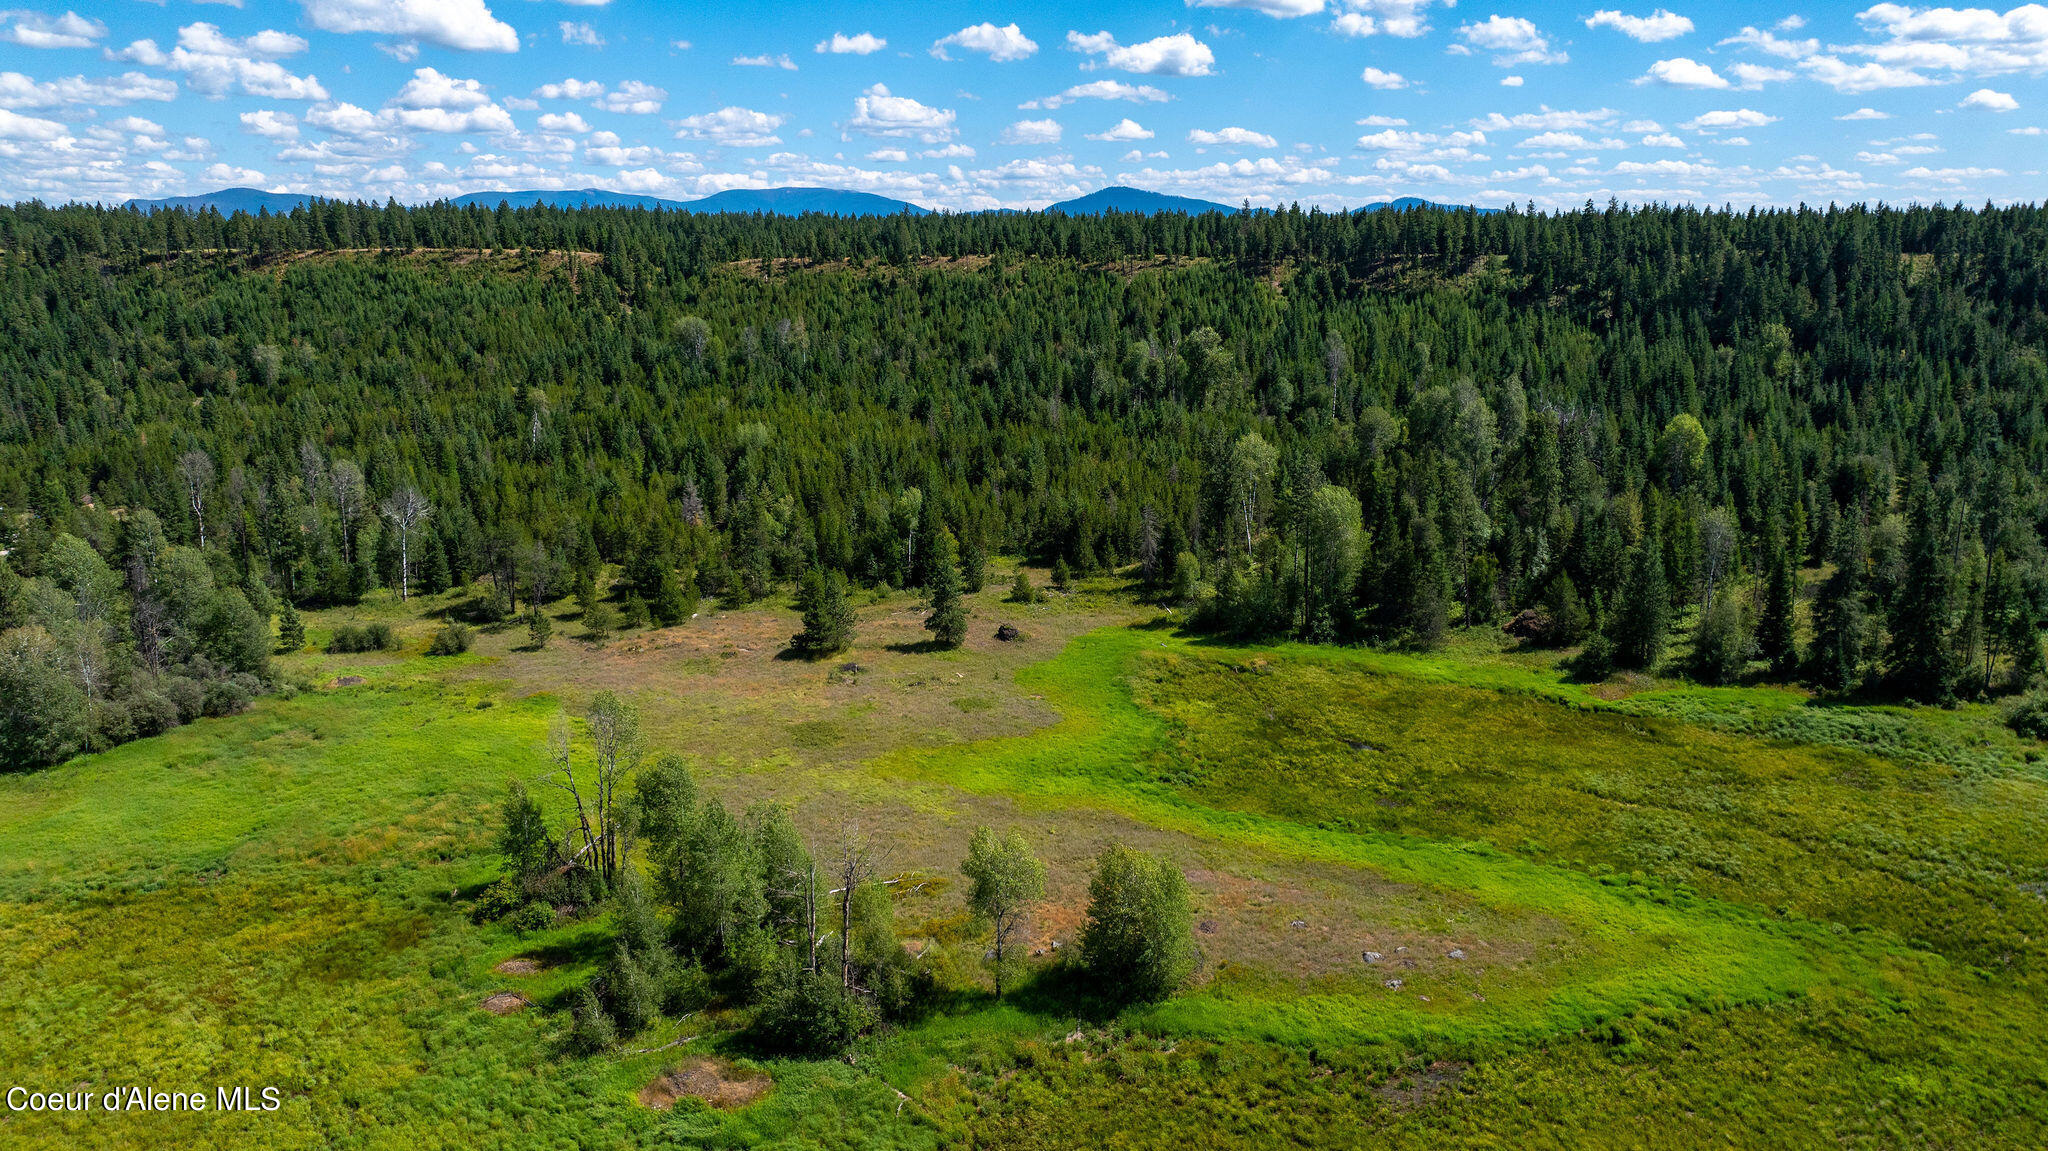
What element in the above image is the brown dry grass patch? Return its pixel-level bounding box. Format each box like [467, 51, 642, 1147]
[638, 1057, 773, 1110]
[478, 991, 529, 1015]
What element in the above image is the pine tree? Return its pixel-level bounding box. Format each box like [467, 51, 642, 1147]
[1051, 557, 1072, 593]
[1758, 525, 1798, 675]
[275, 599, 305, 653]
[924, 529, 967, 649]
[1609, 544, 1671, 670]
[1009, 570, 1036, 604]
[792, 567, 855, 657]
[1809, 512, 1869, 693]
[1889, 477, 1959, 705]
[958, 533, 988, 594]
[526, 602, 552, 650]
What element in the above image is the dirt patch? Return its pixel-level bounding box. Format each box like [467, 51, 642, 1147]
[329, 675, 366, 688]
[639, 1057, 774, 1111]
[492, 958, 546, 976]
[1377, 1060, 1468, 1111]
[478, 992, 530, 1015]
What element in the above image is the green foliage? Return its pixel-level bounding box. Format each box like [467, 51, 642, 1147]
[1009, 571, 1037, 604]
[1051, 558, 1073, 593]
[750, 968, 876, 1057]
[1537, 571, 1590, 647]
[497, 781, 553, 883]
[525, 603, 552, 650]
[581, 599, 618, 644]
[961, 826, 1046, 998]
[1689, 589, 1756, 686]
[1081, 843, 1197, 1003]
[426, 620, 473, 656]
[275, 599, 306, 654]
[568, 985, 617, 1054]
[328, 622, 398, 654]
[925, 529, 968, 649]
[507, 902, 557, 937]
[792, 566, 855, 657]
[1608, 547, 1670, 671]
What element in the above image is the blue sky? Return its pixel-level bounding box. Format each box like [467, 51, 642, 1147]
[0, 0, 2041, 209]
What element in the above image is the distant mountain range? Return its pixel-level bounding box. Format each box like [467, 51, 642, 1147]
[121, 184, 1488, 218]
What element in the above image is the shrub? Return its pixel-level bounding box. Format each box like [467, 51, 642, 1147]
[328, 622, 398, 653]
[2004, 690, 2048, 740]
[1009, 571, 1037, 604]
[1081, 843, 1197, 1003]
[605, 944, 661, 1035]
[749, 969, 875, 1056]
[201, 677, 255, 717]
[473, 877, 524, 922]
[163, 676, 206, 722]
[569, 986, 618, 1054]
[426, 620, 473, 656]
[507, 902, 556, 937]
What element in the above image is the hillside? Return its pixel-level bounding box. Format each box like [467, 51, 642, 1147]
[3, 197, 2048, 1148]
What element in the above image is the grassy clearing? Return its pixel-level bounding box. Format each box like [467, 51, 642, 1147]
[2, 584, 2046, 1147]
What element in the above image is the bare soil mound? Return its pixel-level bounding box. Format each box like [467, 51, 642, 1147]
[638, 1057, 773, 1111]
[492, 958, 545, 976]
[329, 675, 367, 688]
[478, 992, 530, 1015]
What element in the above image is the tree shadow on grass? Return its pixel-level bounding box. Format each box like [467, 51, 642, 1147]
[884, 638, 952, 655]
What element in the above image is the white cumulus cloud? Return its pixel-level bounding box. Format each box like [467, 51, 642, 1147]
[1361, 66, 1409, 88]
[1584, 9, 1694, 42]
[1189, 126, 1278, 147]
[1086, 118, 1154, 141]
[2, 10, 105, 50]
[1960, 87, 2019, 110]
[1023, 80, 1173, 109]
[297, 0, 518, 54]
[1067, 31, 1216, 76]
[931, 23, 1038, 62]
[1000, 118, 1063, 144]
[674, 106, 785, 147]
[1456, 16, 1567, 65]
[845, 84, 956, 142]
[817, 32, 886, 55]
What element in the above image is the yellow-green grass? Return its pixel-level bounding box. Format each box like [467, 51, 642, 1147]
[2, 588, 2046, 1148]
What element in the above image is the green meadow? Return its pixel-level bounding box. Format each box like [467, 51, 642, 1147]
[3, 577, 2046, 1148]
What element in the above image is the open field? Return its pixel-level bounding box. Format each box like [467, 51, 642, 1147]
[3, 572, 2046, 1148]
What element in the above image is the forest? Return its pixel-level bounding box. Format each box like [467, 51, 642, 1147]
[3, 195, 2047, 765]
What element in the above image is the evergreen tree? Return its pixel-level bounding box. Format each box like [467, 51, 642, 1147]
[792, 567, 855, 657]
[1810, 513, 1870, 693]
[1609, 545, 1671, 670]
[1051, 557, 1072, 593]
[1008, 570, 1036, 604]
[1758, 529, 1799, 675]
[276, 599, 305, 653]
[924, 529, 967, 649]
[958, 533, 988, 594]
[526, 602, 553, 650]
[1890, 477, 1959, 705]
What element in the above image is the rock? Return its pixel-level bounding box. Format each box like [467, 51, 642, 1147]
[1345, 739, 1381, 752]
[995, 624, 1020, 641]
[1502, 607, 1552, 642]
[1362, 950, 1383, 964]
[1289, 919, 1307, 929]
[1198, 920, 1218, 935]
[1384, 978, 1403, 990]
[1064, 1030, 1086, 1044]
[1395, 945, 1408, 953]
[1448, 948, 1466, 960]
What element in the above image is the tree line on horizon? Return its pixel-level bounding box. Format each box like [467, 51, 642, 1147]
[2, 196, 2046, 765]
